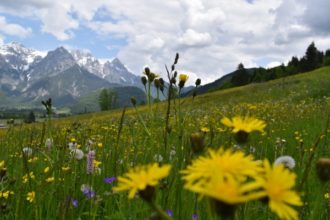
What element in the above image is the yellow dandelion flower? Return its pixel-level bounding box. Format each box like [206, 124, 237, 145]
[325, 193, 329, 199]
[62, 166, 71, 172]
[44, 166, 50, 173]
[93, 160, 102, 168]
[221, 116, 266, 134]
[181, 147, 262, 188]
[97, 143, 103, 148]
[22, 172, 35, 183]
[221, 116, 266, 143]
[179, 74, 189, 83]
[45, 176, 55, 183]
[185, 175, 262, 204]
[0, 191, 14, 199]
[200, 127, 210, 133]
[0, 160, 5, 170]
[113, 163, 171, 199]
[26, 191, 35, 203]
[254, 160, 303, 220]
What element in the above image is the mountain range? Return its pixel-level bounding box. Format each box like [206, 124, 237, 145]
[0, 42, 144, 110]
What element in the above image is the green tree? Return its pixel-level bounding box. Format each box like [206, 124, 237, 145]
[302, 42, 322, 72]
[24, 111, 36, 124]
[99, 89, 110, 111]
[108, 89, 117, 109]
[231, 63, 250, 86]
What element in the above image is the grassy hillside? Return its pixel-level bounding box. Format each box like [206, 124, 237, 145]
[0, 67, 329, 219]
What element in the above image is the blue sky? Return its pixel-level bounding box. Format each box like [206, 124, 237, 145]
[0, 0, 330, 84]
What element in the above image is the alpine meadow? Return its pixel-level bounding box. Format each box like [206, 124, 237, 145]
[1, 1, 330, 220]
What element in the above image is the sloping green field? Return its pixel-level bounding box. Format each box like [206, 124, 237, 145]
[0, 67, 329, 219]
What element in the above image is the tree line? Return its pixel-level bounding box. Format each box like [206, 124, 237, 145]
[230, 42, 330, 87]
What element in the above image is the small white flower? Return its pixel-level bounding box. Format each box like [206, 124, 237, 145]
[169, 150, 176, 161]
[70, 149, 84, 160]
[274, 155, 296, 169]
[68, 142, 77, 151]
[45, 138, 53, 149]
[153, 154, 163, 163]
[22, 147, 33, 157]
[249, 146, 256, 153]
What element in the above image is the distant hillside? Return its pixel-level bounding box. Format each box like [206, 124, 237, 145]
[184, 42, 330, 97]
[183, 68, 256, 96]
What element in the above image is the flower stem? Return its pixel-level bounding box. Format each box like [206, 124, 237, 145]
[148, 200, 171, 220]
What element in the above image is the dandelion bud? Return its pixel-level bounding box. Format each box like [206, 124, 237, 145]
[154, 79, 160, 89]
[174, 71, 177, 78]
[195, 78, 201, 87]
[144, 67, 150, 76]
[141, 76, 147, 86]
[148, 72, 158, 82]
[159, 78, 165, 93]
[174, 53, 179, 65]
[190, 132, 205, 153]
[316, 158, 330, 182]
[86, 150, 95, 174]
[170, 77, 176, 85]
[130, 96, 137, 106]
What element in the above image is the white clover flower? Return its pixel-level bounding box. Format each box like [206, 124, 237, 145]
[22, 147, 33, 157]
[274, 155, 296, 169]
[70, 149, 84, 160]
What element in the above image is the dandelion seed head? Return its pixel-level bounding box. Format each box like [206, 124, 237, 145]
[70, 149, 84, 160]
[22, 147, 33, 157]
[274, 156, 296, 169]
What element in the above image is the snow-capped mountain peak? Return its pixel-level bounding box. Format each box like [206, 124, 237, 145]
[0, 42, 46, 71]
[69, 49, 104, 78]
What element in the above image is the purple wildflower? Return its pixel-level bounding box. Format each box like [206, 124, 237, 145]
[71, 199, 78, 208]
[192, 213, 198, 220]
[165, 209, 173, 217]
[81, 184, 96, 199]
[104, 176, 116, 184]
[86, 150, 95, 174]
[83, 188, 95, 199]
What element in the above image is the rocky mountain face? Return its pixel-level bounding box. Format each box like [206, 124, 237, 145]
[0, 42, 143, 108]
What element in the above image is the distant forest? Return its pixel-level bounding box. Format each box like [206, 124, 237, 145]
[229, 42, 330, 87]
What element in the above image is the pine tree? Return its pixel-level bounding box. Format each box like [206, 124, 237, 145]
[231, 63, 250, 86]
[303, 42, 321, 72]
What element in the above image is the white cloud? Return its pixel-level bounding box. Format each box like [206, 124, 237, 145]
[179, 29, 212, 46]
[0, 35, 4, 45]
[0, 16, 32, 38]
[266, 61, 281, 69]
[0, 0, 330, 83]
